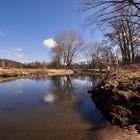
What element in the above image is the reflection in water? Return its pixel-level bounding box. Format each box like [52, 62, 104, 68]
[12, 82, 23, 94]
[44, 93, 56, 103]
[0, 74, 136, 140]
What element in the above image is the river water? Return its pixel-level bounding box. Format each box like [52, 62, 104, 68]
[0, 74, 138, 140]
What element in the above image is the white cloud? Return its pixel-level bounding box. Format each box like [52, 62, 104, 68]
[12, 48, 23, 52]
[0, 48, 24, 62]
[43, 38, 57, 48]
[0, 31, 6, 36]
[11, 48, 24, 60]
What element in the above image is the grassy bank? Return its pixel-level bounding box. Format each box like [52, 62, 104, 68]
[88, 70, 140, 134]
[0, 68, 74, 82]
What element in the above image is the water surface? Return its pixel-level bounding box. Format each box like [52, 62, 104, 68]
[0, 75, 137, 140]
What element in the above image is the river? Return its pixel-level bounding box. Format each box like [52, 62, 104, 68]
[0, 74, 138, 140]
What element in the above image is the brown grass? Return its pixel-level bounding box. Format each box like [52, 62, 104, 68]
[0, 68, 74, 79]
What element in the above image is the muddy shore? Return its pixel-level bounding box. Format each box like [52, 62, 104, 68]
[88, 70, 140, 134]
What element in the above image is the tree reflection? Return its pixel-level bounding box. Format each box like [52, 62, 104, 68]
[45, 75, 104, 124]
[46, 74, 101, 103]
[29, 74, 48, 81]
[49, 76, 75, 103]
[18, 73, 105, 126]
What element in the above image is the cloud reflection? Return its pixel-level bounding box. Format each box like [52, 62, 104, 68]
[12, 82, 23, 95]
[43, 93, 56, 103]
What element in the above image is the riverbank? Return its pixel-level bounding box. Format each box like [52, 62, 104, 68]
[0, 69, 74, 82]
[88, 70, 140, 134]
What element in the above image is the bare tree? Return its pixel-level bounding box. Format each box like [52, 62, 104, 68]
[104, 7, 140, 64]
[53, 31, 83, 69]
[51, 44, 63, 68]
[84, 42, 102, 69]
[82, 0, 140, 64]
[82, 0, 140, 28]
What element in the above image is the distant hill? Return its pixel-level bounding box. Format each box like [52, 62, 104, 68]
[0, 59, 24, 68]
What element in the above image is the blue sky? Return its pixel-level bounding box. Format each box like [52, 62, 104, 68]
[0, 0, 103, 63]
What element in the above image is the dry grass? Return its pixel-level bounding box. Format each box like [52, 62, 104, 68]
[90, 69, 140, 130]
[0, 68, 74, 78]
